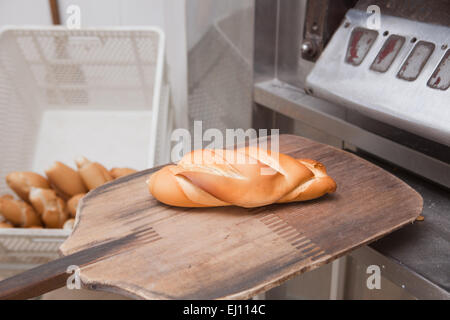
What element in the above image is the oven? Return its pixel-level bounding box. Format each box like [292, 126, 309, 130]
[252, 0, 449, 299]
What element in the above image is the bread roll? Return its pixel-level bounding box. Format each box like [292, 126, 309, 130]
[6, 172, 50, 202]
[45, 162, 87, 199]
[0, 221, 14, 228]
[0, 195, 10, 223]
[277, 159, 338, 203]
[75, 156, 113, 190]
[67, 193, 85, 218]
[147, 147, 336, 208]
[63, 218, 75, 230]
[0, 194, 14, 223]
[29, 188, 68, 228]
[0, 197, 42, 227]
[110, 167, 137, 179]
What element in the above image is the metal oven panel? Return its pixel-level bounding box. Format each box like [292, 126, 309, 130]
[345, 27, 378, 66]
[397, 41, 435, 81]
[370, 35, 405, 73]
[428, 50, 450, 91]
[306, 9, 450, 146]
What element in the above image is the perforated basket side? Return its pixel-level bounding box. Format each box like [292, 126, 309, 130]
[0, 27, 171, 267]
[0, 229, 70, 267]
[0, 35, 40, 195]
[6, 27, 163, 110]
[0, 26, 167, 171]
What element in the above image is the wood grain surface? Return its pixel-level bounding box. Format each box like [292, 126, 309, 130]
[0, 135, 423, 299]
[55, 135, 422, 299]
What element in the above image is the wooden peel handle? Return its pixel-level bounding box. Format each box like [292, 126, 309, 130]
[0, 231, 141, 299]
[0, 255, 73, 299]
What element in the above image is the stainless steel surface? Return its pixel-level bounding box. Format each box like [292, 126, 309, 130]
[254, 79, 450, 188]
[254, 80, 450, 298]
[355, 0, 450, 27]
[301, 0, 327, 61]
[345, 27, 379, 66]
[370, 35, 405, 73]
[186, 0, 254, 133]
[428, 49, 450, 91]
[302, 0, 357, 62]
[253, 0, 450, 164]
[253, 0, 449, 299]
[254, 0, 314, 88]
[307, 9, 450, 146]
[356, 150, 450, 296]
[348, 246, 448, 300]
[343, 250, 416, 300]
[397, 41, 435, 81]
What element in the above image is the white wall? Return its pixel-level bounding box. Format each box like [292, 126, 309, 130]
[0, 0, 52, 25]
[0, 0, 166, 28]
[57, 0, 165, 28]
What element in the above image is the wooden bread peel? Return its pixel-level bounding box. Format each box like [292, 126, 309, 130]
[0, 135, 423, 299]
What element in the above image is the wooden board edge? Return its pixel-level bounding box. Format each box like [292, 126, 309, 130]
[59, 167, 162, 256]
[71, 209, 421, 300]
[222, 209, 422, 300]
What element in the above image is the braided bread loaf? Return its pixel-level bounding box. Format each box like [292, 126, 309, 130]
[147, 147, 336, 208]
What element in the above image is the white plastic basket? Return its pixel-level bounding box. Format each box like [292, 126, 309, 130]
[0, 26, 172, 272]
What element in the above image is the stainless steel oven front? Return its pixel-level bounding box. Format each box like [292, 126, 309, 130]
[252, 0, 450, 300]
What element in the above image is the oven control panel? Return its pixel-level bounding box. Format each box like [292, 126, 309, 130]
[345, 27, 449, 90]
[307, 9, 450, 146]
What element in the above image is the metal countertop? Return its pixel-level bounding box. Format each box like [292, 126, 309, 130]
[254, 80, 450, 297]
[365, 153, 450, 293]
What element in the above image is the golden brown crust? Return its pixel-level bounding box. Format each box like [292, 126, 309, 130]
[147, 147, 336, 208]
[6, 172, 50, 202]
[277, 159, 337, 203]
[76, 157, 113, 190]
[147, 165, 214, 207]
[63, 218, 75, 230]
[67, 193, 85, 218]
[29, 188, 68, 228]
[45, 162, 87, 199]
[110, 167, 137, 179]
[0, 221, 14, 228]
[0, 197, 42, 227]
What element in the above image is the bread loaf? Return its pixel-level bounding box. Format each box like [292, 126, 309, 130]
[76, 157, 113, 190]
[67, 193, 85, 218]
[45, 162, 87, 199]
[0, 197, 42, 227]
[110, 167, 137, 179]
[0, 221, 13, 228]
[29, 188, 68, 228]
[147, 147, 336, 208]
[6, 172, 50, 202]
[0, 194, 13, 224]
[63, 218, 75, 230]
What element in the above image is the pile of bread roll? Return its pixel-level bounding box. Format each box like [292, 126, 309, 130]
[0, 157, 136, 230]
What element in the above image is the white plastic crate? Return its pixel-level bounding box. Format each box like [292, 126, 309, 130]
[0, 26, 172, 271]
